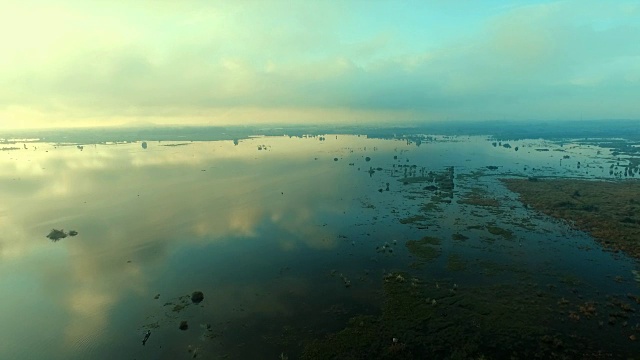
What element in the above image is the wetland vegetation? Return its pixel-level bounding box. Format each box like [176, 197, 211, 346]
[503, 179, 640, 259]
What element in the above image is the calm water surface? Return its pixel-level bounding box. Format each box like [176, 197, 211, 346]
[1, 134, 638, 359]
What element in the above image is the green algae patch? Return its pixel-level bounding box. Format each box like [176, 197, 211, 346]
[502, 178, 640, 259]
[406, 236, 441, 261]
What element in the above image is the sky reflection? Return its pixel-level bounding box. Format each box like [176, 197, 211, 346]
[0, 136, 377, 359]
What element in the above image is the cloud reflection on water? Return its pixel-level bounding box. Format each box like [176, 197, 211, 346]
[0, 136, 382, 357]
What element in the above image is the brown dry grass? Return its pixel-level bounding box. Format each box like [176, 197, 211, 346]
[502, 178, 640, 259]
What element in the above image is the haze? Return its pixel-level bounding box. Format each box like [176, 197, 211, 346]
[1, 0, 639, 130]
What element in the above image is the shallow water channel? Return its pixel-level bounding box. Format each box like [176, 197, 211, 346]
[1, 134, 639, 359]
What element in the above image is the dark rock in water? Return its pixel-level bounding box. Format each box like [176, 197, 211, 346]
[141, 141, 147, 149]
[46, 229, 67, 241]
[69, 230, 78, 236]
[179, 321, 189, 330]
[191, 291, 204, 304]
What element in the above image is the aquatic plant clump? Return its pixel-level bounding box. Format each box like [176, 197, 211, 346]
[46, 229, 68, 241]
[486, 223, 515, 240]
[191, 291, 204, 304]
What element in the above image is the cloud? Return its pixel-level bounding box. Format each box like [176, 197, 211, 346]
[0, 0, 638, 128]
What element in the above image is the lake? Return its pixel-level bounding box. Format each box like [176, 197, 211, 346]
[1, 131, 639, 359]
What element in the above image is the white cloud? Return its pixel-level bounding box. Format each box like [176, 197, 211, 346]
[0, 0, 638, 128]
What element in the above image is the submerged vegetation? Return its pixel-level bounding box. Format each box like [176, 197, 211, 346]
[301, 270, 636, 359]
[458, 187, 500, 208]
[405, 236, 441, 261]
[486, 223, 515, 240]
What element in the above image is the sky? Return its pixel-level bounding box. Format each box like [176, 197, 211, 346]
[0, 0, 639, 129]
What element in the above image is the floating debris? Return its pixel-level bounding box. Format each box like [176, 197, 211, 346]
[69, 230, 78, 237]
[142, 330, 151, 346]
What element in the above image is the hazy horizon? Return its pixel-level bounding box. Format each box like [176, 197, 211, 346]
[1, 0, 639, 130]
